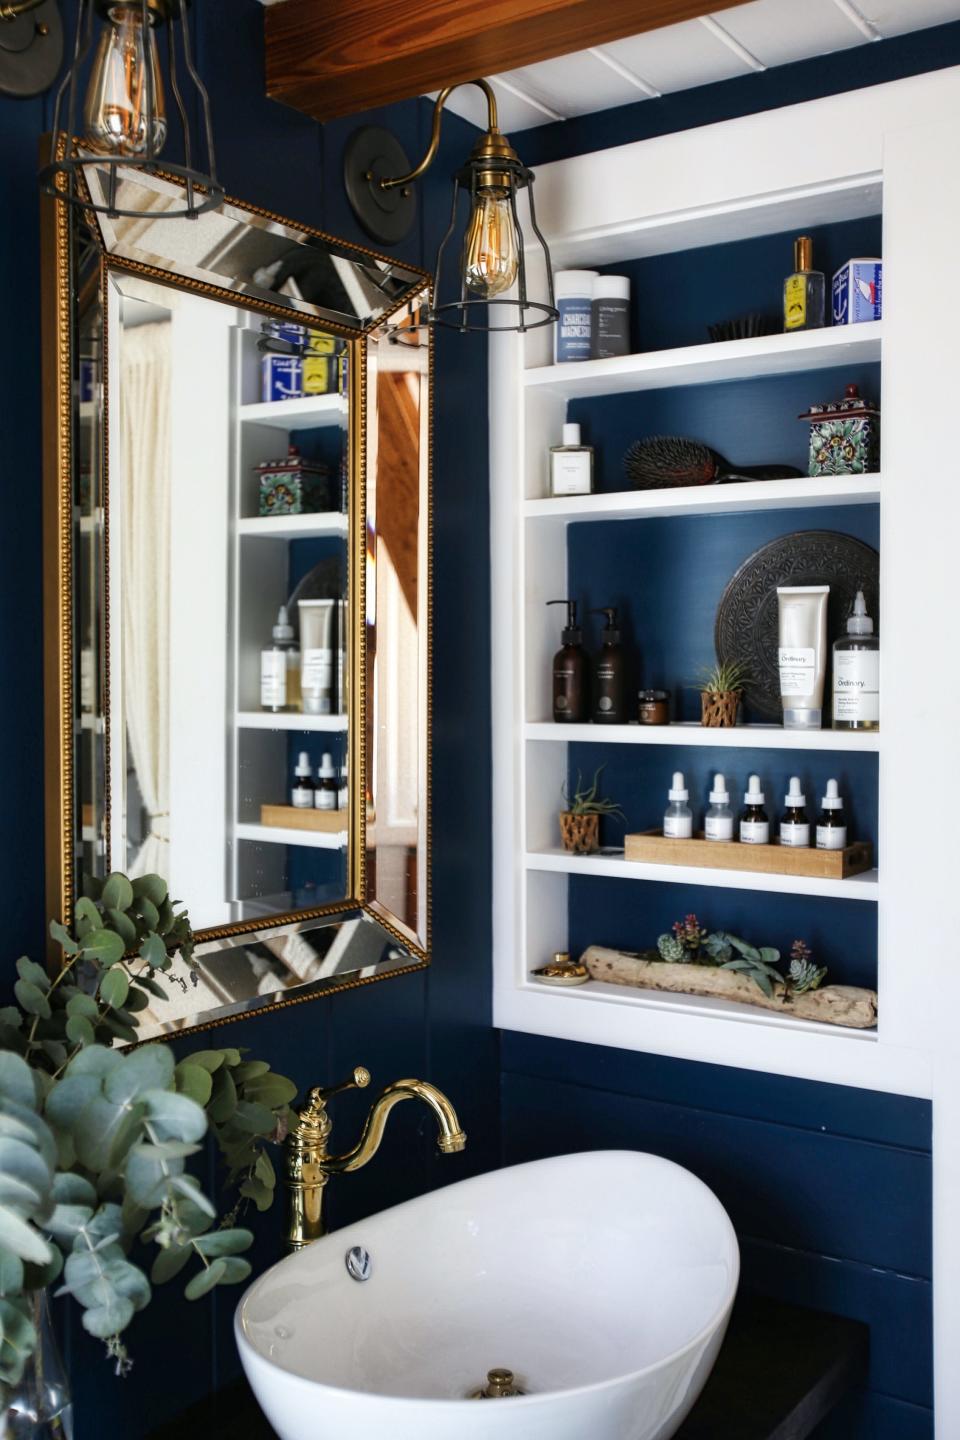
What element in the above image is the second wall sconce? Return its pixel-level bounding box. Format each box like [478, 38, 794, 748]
[344, 79, 557, 334]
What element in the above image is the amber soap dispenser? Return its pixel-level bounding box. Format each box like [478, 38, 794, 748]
[592, 607, 626, 724]
[784, 235, 825, 332]
[547, 599, 588, 723]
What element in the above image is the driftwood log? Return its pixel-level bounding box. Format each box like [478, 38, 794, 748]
[582, 946, 878, 1029]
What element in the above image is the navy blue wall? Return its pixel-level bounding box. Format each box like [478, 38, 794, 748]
[0, 2, 494, 1433]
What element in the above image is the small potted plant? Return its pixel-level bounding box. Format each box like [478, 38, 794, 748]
[559, 767, 624, 854]
[694, 658, 751, 728]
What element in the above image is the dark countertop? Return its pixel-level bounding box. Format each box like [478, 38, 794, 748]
[150, 1293, 867, 1440]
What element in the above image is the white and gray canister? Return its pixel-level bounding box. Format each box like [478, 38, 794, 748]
[554, 270, 597, 363]
[592, 275, 631, 358]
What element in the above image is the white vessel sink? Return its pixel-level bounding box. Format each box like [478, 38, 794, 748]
[235, 1150, 739, 1440]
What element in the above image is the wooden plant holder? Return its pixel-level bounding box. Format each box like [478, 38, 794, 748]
[624, 830, 873, 881]
[700, 690, 740, 727]
[582, 945, 878, 1029]
[260, 804, 345, 834]
[559, 811, 599, 854]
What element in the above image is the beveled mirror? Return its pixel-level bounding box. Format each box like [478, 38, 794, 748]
[41, 162, 432, 1036]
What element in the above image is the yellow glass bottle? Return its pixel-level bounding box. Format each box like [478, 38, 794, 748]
[784, 236, 826, 332]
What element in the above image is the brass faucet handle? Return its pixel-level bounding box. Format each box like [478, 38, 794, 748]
[313, 1066, 371, 1106]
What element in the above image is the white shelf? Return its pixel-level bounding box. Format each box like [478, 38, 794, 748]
[524, 721, 880, 751]
[523, 472, 880, 522]
[238, 394, 345, 429]
[522, 322, 882, 399]
[237, 512, 347, 540]
[235, 822, 346, 850]
[236, 711, 348, 732]
[525, 848, 880, 901]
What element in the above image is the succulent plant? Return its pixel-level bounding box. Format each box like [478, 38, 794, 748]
[0, 872, 297, 1395]
[657, 933, 689, 963]
[786, 940, 827, 994]
[561, 766, 625, 819]
[716, 934, 783, 997]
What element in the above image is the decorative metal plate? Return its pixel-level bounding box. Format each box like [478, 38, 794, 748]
[714, 530, 879, 719]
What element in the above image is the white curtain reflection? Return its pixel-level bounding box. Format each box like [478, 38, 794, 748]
[120, 320, 171, 877]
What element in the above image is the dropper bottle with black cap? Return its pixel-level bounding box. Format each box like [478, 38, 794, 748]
[592, 607, 626, 724]
[547, 600, 588, 723]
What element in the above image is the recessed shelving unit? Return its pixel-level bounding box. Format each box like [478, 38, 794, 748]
[234, 822, 346, 851]
[486, 77, 955, 1102]
[238, 393, 345, 429]
[237, 512, 347, 540]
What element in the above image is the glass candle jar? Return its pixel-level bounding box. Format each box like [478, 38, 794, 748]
[638, 689, 670, 725]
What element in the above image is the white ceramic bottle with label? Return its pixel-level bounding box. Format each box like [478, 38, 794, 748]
[832, 590, 879, 730]
[260, 605, 299, 713]
[816, 779, 847, 849]
[780, 776, 810, 847]
[740, 775, 770, 844]
[704, 774, 734, 841]
[549, 423, 593, 496]
[663, 772, 693, 839]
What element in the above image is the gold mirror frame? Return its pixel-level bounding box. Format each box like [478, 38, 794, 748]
[40, 172, 433, 1019]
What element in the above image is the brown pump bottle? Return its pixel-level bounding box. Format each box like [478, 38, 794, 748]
[592, 607, 626, 724]
[547, 600, 588, 723]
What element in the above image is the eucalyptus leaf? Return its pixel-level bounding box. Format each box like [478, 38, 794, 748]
[183, 1050, 226, 1074]
[0, 1006, 23, 1032]
[102, 873, 135, 913]
[169, 1176, 215, 1219]
[0, 1249, 24, 1297]
[139, 932, 167, 969]
[0, 1138, 51, 1205]
[125, 1145, 182, 1209]
[175, 1063, 213, 1107]
[22, 1245, 64, 1292]
[50, 920, 81, 955]
[0, 1175, 42, 1212]
[0, 1052, 37, 1109]
[81, 1295, 135, 1339]
[15, 957, 50, 991]
[183, 1258, 226, 1300]
[65, 1015, 95, 1048]
[192, 1228, 253, 1258]
[99, 968, 130, 1010]
[98, 1011, 139, 1045]
[150, 1244, 191, 1285]
[232, 1101, 275, 1135]
[0, 1208, 53, 1266]
[242, 1074, 298, 1110]
[207, 1068, 237, 1124]
[104, 1256, 151, 1311]
[66, 992, 100, 1022]
[103, 1046, 174, 1107]
[232, 1061, 270, 1084]
[238, 1177, 273, 1213]
[131, 875, 168, 907]
[0, 1295, 37, 1386]
[254, 1151, 276, 1190]
[135, 898, 161, 933]
[52, 1173, 98, 1207]
[216, 1257, 253, 1286]
[66, 1044, 122, 1080]
[45, 1204, 95, 1242]
[14, 980, 51, 1021]
[75, 896, 104, 933]
[46, 1073, 101, 1132]
[82, 929, 126, 967]
[124, 987, 151, 1014]
[106, 908, 138, 949]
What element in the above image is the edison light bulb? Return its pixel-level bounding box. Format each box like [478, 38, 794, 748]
[462, 187, 519, 299]
[83, 5, 167, 158]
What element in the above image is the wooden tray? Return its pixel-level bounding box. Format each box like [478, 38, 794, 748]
[260, 804, 344, 833]
[624, 829, 873, 880]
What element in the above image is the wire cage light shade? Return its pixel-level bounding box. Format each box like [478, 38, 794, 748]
[430, 151, 557, 333]
[39, 0, 223, 219]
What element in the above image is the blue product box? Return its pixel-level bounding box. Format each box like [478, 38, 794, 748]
[261, 353, 303, 402]
[832, 260, 882, 325]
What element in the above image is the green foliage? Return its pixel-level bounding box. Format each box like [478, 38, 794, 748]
[651, 915, 827, 1000]
[561, 765, 625, 819]
[692, 658, 752, 695]
[0, 872, 298, 1397]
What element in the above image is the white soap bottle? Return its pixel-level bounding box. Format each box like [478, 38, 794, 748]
[740, 775, 770, 844]
[832, 589, 879, 731]
[663, 772, 693, 839]
[704, 774, 734, 841]
[290, 752, 315, 809]
[780, 776, 810, 847]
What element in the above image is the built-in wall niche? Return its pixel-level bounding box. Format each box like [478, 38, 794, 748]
[559, 501, 879, 725]
[564, 873, 878, 993]
[589, 214, 882, 359]
[564, 361, 881, 497]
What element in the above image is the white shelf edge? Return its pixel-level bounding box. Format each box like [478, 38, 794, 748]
[235, 711, 348, 732]
[523, 473, 880, 522]
[235, 821, 346, 850]
[524, 722, 880, 751]
[237, 513, 347, 540]
[525, 848, 879, 901]
[522, 322, 882, 398]
[493, 986, 931, 1100]
[239, 394, 345, 429]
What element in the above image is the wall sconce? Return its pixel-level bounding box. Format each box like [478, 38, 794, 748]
[344, 80, 557, 333]
[38, 0, 223, 219]
[0, 0, 63, 98]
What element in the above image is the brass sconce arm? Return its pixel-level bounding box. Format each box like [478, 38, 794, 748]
[378, 78, 510, 190]
[0, 0, 47, 19]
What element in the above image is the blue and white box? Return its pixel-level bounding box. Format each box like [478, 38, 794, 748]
[832, 259, 882, 325]
[261, 353, 303, 402]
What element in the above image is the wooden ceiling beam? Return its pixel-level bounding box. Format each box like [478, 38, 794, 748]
[264, 0, 749, 124]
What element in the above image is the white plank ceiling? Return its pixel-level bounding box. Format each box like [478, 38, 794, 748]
[430, 0, 960, 132]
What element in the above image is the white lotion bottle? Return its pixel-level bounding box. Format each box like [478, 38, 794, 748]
[832, 589, 879, 731]
[740, 775, 770, 844]
[780, 776, 811, 847]
[664, 772, 693, 839]
[704, 774, 734, 841]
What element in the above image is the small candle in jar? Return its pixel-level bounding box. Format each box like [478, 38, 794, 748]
[638, 689, 670, 725]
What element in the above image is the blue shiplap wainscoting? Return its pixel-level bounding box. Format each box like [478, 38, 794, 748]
[500, 1034, 933, 1438]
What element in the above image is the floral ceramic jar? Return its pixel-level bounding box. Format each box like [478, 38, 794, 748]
[798, 383, 880, 476]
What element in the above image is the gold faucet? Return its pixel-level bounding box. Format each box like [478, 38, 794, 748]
[285, 1066, 467, 1250]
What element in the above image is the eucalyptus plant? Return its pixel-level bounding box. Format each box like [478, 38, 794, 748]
[0, 873, 298, 1402]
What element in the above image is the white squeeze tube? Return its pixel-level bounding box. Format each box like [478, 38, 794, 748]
[776, 585, 830, 730]
[299, 599, 336, 715]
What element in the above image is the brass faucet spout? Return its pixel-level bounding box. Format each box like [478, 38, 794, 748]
[323, 1078, 467, 1173]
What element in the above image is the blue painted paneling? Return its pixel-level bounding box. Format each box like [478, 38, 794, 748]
[812, 1392, 933, 1440]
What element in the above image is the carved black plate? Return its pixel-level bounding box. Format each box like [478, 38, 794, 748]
[714, 530, 879, 719]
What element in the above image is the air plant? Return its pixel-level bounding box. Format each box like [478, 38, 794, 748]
[561, 766, 625, 819]
[691, 658, 752, 695]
